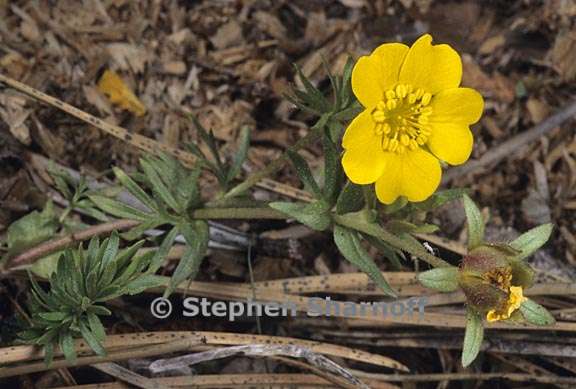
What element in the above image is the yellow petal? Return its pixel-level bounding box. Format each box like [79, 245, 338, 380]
[97, 70, 146, 117]
[341, 111, 387, 184]
[352, 43, 409, 108]
[399, 34, 462, 95]
[430, 88, 484, 124]
[342, 109, 374, 149]
[428, 122, 473, 165]
[486, 310, 501, 322]
[342, 147, 387, 185]
[375, 149, 441, 204]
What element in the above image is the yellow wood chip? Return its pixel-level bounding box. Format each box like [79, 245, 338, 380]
[97, 69, 146, 116]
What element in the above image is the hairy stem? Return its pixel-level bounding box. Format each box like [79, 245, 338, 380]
[333, 214, 452, 269]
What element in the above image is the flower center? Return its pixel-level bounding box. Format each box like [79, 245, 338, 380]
[483, 266, 512, 292]
[371, 84, 433, 154]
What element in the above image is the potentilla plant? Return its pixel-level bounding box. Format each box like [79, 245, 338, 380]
[2, 34, 554, 368]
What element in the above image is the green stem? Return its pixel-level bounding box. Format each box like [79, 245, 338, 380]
[223, 125, 323, 199]
[333, 214, 452, 269]
[192, 207, 285, 220]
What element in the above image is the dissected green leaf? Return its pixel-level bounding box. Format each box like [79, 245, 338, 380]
[88, 195, 152, 221]
[165, 221, 209, 297]
[87, 312, 106, 343]
[414, 188, 468, 212]
[112, 167, 157, 212]
[322, 131, 344, 205]
[363, 235, 404, 270]
[21, 234, 157, 366]
[149, 226, 179, 273]
[269, 201, 331, 231]
[293, 64, 330, 113]
[227, 126, 251, 184]
[140, 158, 180, 213]
[79, 320, 106, 356]
[59, 332, 76, 364]
[336, 182, 364, 214]
[333, 225, 396, 297]
[125, 274, 166, 295]
[287, 150, 321, 197]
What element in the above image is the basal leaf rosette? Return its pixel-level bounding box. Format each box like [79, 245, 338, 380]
[342, 34, 484, 204]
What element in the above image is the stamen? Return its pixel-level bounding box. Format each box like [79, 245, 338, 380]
[382, 137, 389, 149]
[396, 84, 407, 98]
[400, 134, 410, 146]
[421, 92, 432, 106]
[372, 84, 434, 154]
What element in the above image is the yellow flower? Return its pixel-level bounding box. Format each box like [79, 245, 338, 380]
[486, 286, 527, 322]
[342, 34, 484, 204]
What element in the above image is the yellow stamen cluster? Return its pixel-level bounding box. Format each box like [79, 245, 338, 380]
[371, 84, 433, 154]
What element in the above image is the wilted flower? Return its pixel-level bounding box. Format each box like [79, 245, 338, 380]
[342, 34, 484, 204]
[459, 245, 533, 322]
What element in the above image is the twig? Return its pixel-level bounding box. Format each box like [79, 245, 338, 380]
[0, 331, 404, 371]
[92, 362, 170, 389]
[0, 339, 199, 379]
[443, 99, 576, 182]
[0, 219, 139, 274]
[353, 370, 576, 385]
[0, 206, 284, 274]
[50, 374, 399, 389]
[149, 344, 370, 389]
